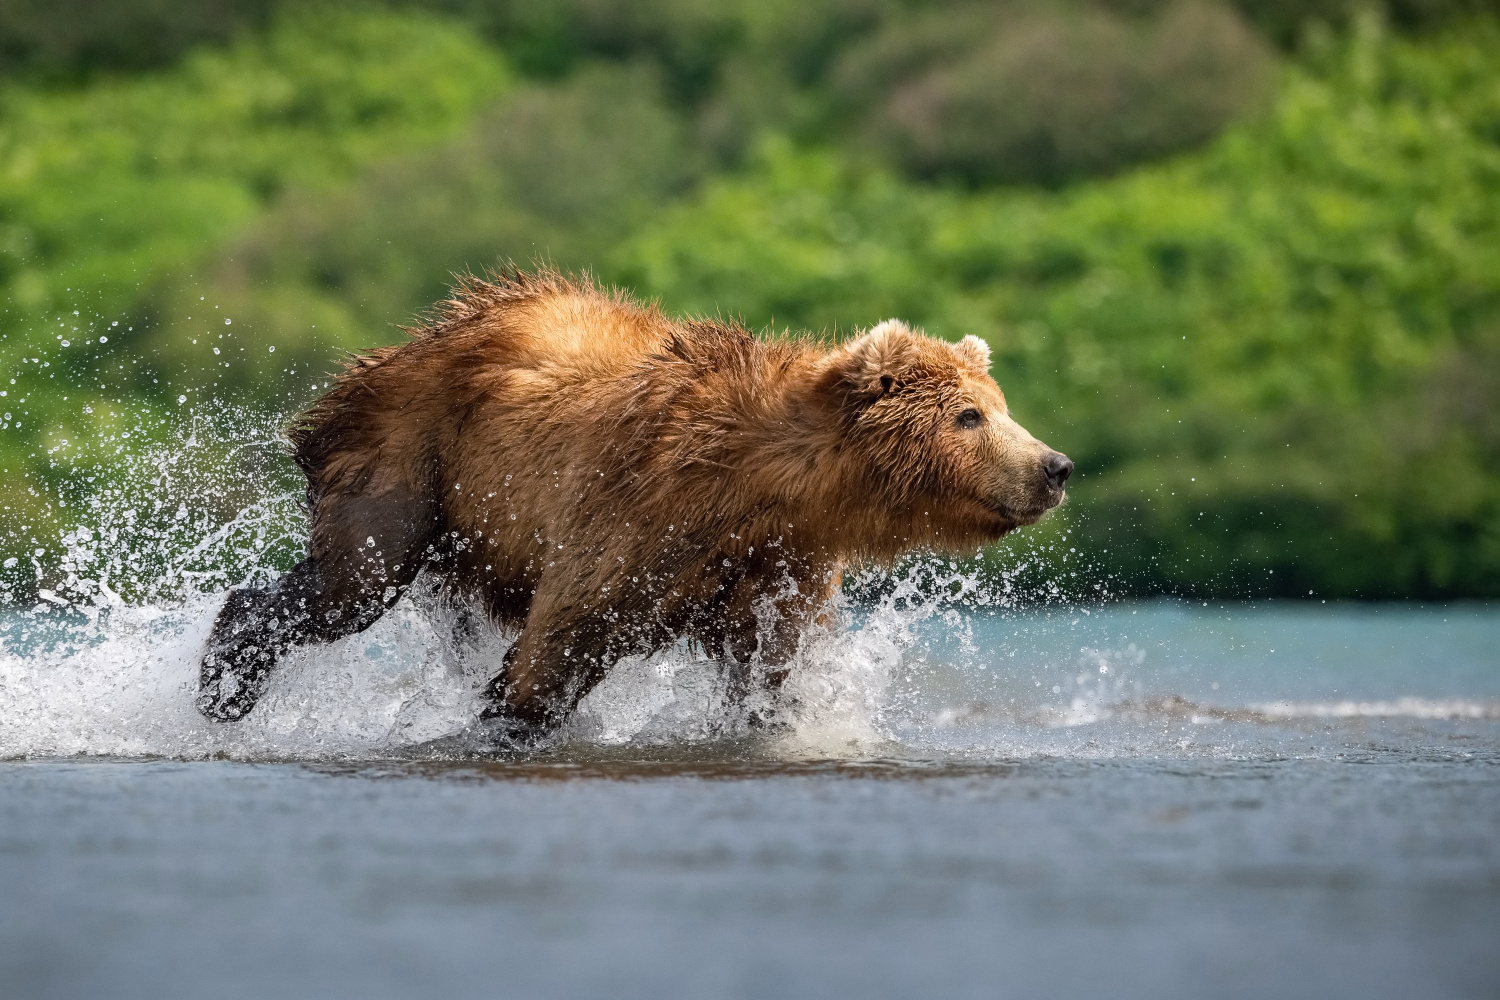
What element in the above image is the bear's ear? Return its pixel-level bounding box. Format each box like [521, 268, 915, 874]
[821, 319, 921, 408]
[953, 334, 991, 375]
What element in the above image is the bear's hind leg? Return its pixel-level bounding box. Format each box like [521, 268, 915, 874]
[198, 558, 327, 721]
[198, 552, 423, 721]
[198, 485, 437, 722]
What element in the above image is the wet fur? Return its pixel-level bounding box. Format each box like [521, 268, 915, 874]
[199, 267, 1064, 732]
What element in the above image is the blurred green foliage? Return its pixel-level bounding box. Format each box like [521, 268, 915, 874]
[832, 0, 1275, 185]
[7, 0, 1492, 85]
[2, 0, 1499, 600]
[0, 0, 275, 81]
[0, 6, 508, 318]
[0, 6, 509, 544]
[139, 62, 695, 396]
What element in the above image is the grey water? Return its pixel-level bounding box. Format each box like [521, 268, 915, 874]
[2, 597, 1498, 999]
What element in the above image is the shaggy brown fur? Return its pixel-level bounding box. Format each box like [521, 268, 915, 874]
[198, 267, 1071, 734]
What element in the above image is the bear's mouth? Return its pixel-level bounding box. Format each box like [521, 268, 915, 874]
[989, 489, 1065, 525]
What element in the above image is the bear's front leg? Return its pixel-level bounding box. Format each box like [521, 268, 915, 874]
[477, 612, 616, 735]
[719, 564, 843, 724]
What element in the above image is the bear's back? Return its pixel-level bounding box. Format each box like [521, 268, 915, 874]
[477, 281, 677, 372]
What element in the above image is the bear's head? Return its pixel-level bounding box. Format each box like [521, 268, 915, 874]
[822, 319, 1071, 544]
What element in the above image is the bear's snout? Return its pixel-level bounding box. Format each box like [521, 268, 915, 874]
[1042, 451, 1073, 492]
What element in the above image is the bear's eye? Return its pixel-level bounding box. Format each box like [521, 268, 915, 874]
[956, 408, 984, 430]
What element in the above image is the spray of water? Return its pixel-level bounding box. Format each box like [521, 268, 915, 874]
[8, 401, 1487, 763]
[1, 400, 1102, 761]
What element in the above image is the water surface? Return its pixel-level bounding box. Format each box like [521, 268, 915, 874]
[2, 598, 1497, 999]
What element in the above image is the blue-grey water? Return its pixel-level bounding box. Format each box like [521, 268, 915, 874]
[2, 593, 1497, 999]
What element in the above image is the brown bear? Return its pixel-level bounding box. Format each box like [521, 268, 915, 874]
[198, 267, 1071, 736]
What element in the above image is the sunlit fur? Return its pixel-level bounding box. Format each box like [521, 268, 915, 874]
[285, 267, 1066, 729]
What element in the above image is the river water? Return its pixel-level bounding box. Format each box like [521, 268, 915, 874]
[2, 589, 1497, 999]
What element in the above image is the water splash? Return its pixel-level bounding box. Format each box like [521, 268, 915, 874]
[5, 402, 1495, 762]
[0, 402, 1068, 761]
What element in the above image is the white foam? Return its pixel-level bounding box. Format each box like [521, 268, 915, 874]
[1251, 697, 1500, 720]
[0, 595, 487, 759]
[0, 584, 938, 760]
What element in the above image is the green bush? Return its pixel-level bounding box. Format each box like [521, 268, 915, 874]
[429, 0, 890, 94]
[1224, 0, 1500, 48]
[835, 0, 1273, 185]
[0, 6, 508, 325]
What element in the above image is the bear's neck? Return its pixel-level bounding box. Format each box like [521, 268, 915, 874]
[692, 374, 979, 563]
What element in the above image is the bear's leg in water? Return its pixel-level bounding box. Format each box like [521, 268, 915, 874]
[198, 558, 330, 721]
[477, 612, 617, 735]
[721, 566, 842, 722]
[197, 487, 435, 722]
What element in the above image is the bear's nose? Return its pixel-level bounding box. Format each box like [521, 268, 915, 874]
[1043, 451, 1074, 490]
